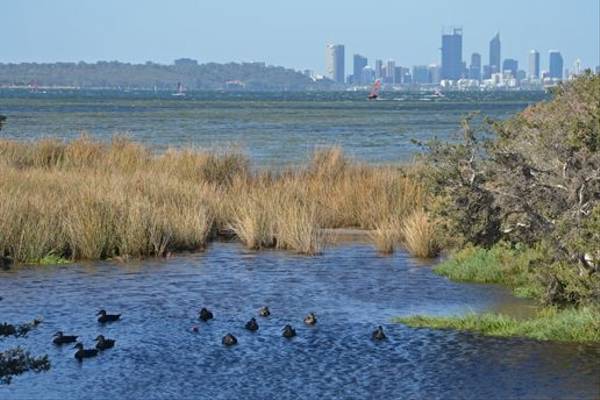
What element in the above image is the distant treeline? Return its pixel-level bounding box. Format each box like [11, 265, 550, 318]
[0, 60, 334, 91]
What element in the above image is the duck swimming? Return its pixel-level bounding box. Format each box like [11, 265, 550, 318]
[73, 343, 99, 360]
[198, 308, 214, 322]
[95, 335, 115, 350]
[245, 318, 259, 331]
[52, 331, 78, 345]
[258, 306, 270, 317]
[304, 312, 317, 325]
[372, 326, 387, 341]
[97, 309, 121, 323]
[282, 324, 296, 338]
[222, 333, 237, 346]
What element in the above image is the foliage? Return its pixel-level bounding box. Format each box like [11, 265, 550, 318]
[1, 320, 49, 384]
[422, 73, 600, 306]
[0, 61, 335, 91]
[0, 348, 50, 384]
[395, 306, 600, 343]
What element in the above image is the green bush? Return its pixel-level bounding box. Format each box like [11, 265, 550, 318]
[422, 73, 600, 307]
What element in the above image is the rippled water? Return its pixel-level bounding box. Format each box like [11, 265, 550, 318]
[0, 90, 547, 166]
[1, 243, 598, 400]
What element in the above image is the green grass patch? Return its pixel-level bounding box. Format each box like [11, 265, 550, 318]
[30, 254, 71, 265]
[434, 244, 543, 299]
[395, 307, 600, 343]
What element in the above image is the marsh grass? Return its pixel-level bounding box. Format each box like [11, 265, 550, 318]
[401, 209, 439, 258]
[433, 244, 543, 298]
[395, 307, 600, 343]
[0, 136, 430, 262]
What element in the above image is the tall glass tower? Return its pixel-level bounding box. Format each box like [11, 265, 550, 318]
[326, 44, 345, 83]
[549, 51, 563, 80]
[489, 33, 501, 74]
[441, 27, 463, 80]
[529, 50, 540, 79]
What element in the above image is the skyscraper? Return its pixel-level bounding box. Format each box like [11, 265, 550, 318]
[413, 65, 431, 84]
[353, 54, 368, 84]
[529, 50, 540, 79]
[386, 60, 396, 83]
[469, 52, 481, 81]
[375, 60, 383, 80]
[489, 33, 501, 74]
[549, 51, 563, 79]
[502, 59, 518, 78]
[441, 27, 463, 80]
[326, 44, 345, 83]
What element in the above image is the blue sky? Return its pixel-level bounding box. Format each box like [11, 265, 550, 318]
[4, 0, 599, 73]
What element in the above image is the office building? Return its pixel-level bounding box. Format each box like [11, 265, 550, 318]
[529, 50, 540, 79]
[489, 33, 501, 73]
[386, 60, 396, 83]
[469, 52, 481, 80]
[326, 44, 345, 83]
[361, 66, 375, 84]
[441, 27, 463, 80]
[375, 60, 383, 80]
[428, 64, 441, 84]
[413, 65, 431, 84]
[482, 65, 492, 80]
[353, 54, 368, 84]
[549, 51, 563, 79]
[502, 59, 518, 78]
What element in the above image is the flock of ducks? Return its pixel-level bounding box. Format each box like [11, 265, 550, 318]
[196, 306, 387, 346]
[53, 306, 388, 360]
[52, 309, 120, 361]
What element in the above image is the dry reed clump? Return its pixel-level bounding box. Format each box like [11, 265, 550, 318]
[369, 218, 402, 254]
[401, 209, 439, 258]
[0, 136, 435, 262]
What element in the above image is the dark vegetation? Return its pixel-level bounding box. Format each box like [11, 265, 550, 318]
[422, 72, 600, 308]
[0, 319, 50, 384]
[0, 61, 334, 91]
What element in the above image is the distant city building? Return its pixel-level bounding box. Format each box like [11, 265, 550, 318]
[353, 54, 368, 84]
[502, 58, 518, 78]
[469, 52, 481, 81]
[516, 70, 526, 81]
[394, 66, 404, 84]
[375, 60, 383, 80]
[549, 50, 563, 79]
[529, 50, 540, 80]
[572, 58, 582, 76]
[489, 33, 501, 73]
[385, 60, 396, 83]
[303, 69, 314, 78]
[326, 44, 345, 83]
[361, 66, 375, 84]
[413, 65, 431, 84]
[441, 27, 463, 80]
[428, 64, 441, 84]
[482, 65, 492, 80]
[400, 67, 412, 84]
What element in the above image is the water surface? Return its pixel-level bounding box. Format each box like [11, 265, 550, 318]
[0, 90, 547, 166]
[1, 243, 598, 400]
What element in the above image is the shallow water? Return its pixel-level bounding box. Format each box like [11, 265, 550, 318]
[1, 243, 598, 399]
[0, 90, 547, 166]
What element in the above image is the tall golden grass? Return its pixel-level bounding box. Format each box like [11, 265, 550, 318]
[0, 136, 435, 262]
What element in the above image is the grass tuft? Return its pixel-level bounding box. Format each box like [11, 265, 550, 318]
[395, 307, 600, 343]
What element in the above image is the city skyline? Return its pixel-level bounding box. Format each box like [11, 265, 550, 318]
[2, 0, 598, 73]
[328, 26, 589, 88]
